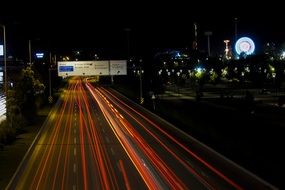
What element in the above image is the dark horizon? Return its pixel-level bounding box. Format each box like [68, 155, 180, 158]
[1, 3, 285, 59]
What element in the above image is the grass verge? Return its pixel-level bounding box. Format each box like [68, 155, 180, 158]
[0, 106, 51, 189]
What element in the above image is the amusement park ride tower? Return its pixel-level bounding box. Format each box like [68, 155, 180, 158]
[224, 40, 233, 60]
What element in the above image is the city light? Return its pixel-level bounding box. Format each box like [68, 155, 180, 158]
[0, 45, 3, 56]
[36, 52, 44, 58]
[235, 37, 255, 55]
[281, 51, 285, 59]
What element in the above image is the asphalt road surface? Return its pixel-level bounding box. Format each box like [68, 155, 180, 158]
[6, 77, 278, 190]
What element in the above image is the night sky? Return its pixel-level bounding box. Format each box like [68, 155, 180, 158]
[1, 1, 284, 59]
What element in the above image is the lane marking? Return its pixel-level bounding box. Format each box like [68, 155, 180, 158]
[74, 137, 77, 144]
[119, 160, 131, 190]
[105, 137, 110, 143]
[73, 185, 76, 190]
[74, 148, 77, 156]
[74, 129, 76, 134]
[73, 163, 76, 173]
[110, 147, 115, 155]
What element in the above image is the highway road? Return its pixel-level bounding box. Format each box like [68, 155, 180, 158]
[6, 77, 277, 190]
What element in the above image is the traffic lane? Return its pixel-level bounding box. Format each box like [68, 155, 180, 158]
[101, 87, 277, 189]
[7, 81, 79, 190]
[95, 87, 237, 190]
[89, 85, 218, 189]
[10, 85, 76, 189]
[85, 114, 148, 189]
[77, 83, 148, 189]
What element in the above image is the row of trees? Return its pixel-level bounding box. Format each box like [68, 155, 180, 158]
[0, 66, 45, 145]
[152, 51, 285, 93]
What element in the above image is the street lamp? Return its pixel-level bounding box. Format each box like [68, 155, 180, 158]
[29, 39, 32, 64]
[204, 31, 212, 57]
[139, 66, 144, 104]
[0, 24, 7, 95]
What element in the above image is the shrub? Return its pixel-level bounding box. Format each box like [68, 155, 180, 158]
[0, 121, 16, 145]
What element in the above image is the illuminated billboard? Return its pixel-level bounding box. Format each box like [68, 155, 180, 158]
[58, 60, 127, 76]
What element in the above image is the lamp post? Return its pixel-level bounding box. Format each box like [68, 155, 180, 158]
[0, 24, 7, 95]
[138, 59, 144, 104]
[49, 52, 52, 98]
[29, 39, 32, 64]
[28, 38, 40, 65]
[204, 31, 212, 57]
[193, 23, 198, 50]
[139, 66, 143, 104]
[48, 52, 57, 104]
[234, 17, 238, 43]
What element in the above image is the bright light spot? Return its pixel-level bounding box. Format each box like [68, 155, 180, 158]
[0, 45, 3, 56]
[195, 67, 202, 73]
[272, 73, 276, 78]
[235, 37, 255, 55]
[281, 51, 285, 59]
[221, 68, 228, 77]
[209, 68, 214, 74]
[36, 53, 44, 58]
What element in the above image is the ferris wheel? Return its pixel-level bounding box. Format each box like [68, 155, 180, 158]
[235, 37, 255, 55]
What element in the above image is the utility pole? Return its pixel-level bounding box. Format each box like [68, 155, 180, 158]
[48, 52, 55, 104]
[234, 17, 238, 43]
[204, 31, 212, 57]
[49, 52, 52, 98]
[193, 23, 198, 50]
[139, 66, 143, 104]
[29, 39, 32, 64]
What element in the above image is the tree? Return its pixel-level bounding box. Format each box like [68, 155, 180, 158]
[6, 89, 26, 129]
[13, 66, 45, 123]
